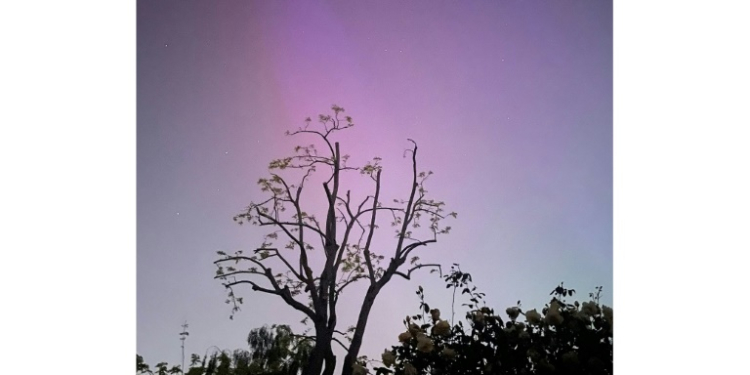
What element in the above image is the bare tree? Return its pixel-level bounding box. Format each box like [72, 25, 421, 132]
[214, 105, 456, 375]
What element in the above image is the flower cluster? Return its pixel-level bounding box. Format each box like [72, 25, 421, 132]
[372, 282, 613, 375]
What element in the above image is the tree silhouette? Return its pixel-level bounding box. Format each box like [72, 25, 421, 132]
[138, 325, 311, 375]
[137, 355, 151, 374]
[214, 105, 456, 375]
[246, 324, 313, 375]
[136, 355, 181, 375]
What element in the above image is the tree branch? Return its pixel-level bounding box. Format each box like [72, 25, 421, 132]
[399, 239, 437, 263]
[395, 139, 420, 258]
[215, 249, 306, 285]
[289, 333, 350, 352]
[335, 274, 368, 297]
[222, 279, 316, 319]
[393, 263, 442, 280]
[361, 169, 382, 281]
[256, 213, 326, 240]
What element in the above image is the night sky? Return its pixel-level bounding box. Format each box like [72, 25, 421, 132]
[137, 0, 612, 370]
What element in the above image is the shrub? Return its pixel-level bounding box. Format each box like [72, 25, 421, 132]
[374, 267, 612, 375]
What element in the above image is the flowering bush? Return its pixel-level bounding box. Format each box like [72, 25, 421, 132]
[373, 267, 612, 375]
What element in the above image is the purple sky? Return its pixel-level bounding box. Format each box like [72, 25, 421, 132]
[137, 0, 612, 370]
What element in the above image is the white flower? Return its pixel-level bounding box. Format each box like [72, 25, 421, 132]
[430, 308, 441, 322]
[545, 311, 564, 325]
[506, 307, 520, 321]
[602, 305, 613, 333]
[545, 302, 564, 326]
[404, 362, 417, 375]
[588, 356, 605, 370]
[416, 333, 434, 353]
[575, 309, 590, 322]
[472, 310, 485, 324]
[538, 360, 555, 372]
[527, 348, 541, 362]
[525, 309, 542, 325]
[602, 305, 613, 322]
[581, 301, 599, 317]
[381, 350, 396, 368]
[352, 363, 367, 375]
[398, 331, 412, 343]
[431, 320, 451, 336]
[562, 351, 579, 365]
[441, 347, 456, 359]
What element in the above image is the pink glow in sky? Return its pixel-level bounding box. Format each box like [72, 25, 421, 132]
[138, 0, 612, 370]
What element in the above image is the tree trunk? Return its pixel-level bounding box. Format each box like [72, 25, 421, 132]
[303, 324, 338, 375]
[322, 349, 336, 375]
[341, 285, 380, 375]
[302, 346, 325, 375]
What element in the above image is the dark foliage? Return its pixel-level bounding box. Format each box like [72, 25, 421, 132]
[372, 268, 612, 375]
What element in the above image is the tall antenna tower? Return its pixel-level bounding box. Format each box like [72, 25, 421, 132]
[179, 321, 189, 373]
